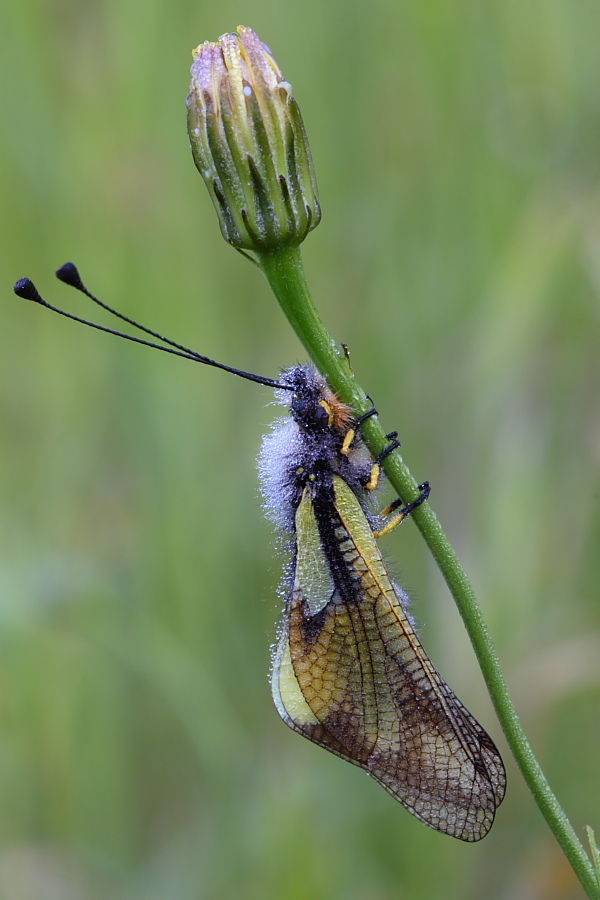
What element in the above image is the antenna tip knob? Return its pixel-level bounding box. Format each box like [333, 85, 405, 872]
[13, 277, 42, 302]
[55, 262, 82, 287]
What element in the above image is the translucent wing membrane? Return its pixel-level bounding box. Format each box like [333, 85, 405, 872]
[272, 475, 506, 841]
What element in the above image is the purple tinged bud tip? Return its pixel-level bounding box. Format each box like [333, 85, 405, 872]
[186, 26, 320, 254]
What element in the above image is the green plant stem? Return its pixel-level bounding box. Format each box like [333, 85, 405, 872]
[257, 244, 599, 899]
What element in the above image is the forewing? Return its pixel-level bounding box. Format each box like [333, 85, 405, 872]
[271, 477, 506, 841]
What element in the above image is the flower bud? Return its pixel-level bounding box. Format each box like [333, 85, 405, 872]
[187, 26, 321, 253]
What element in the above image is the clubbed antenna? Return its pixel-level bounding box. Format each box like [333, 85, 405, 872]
[13, 267, 292, 391]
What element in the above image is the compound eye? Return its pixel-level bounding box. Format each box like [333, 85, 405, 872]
[314, 402, 332, 428]
[291, 395, 331, 430]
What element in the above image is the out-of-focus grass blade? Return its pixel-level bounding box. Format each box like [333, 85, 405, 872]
[586, 826, 600, 887]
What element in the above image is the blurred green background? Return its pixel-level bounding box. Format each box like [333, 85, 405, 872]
[1, 0, 599, 898]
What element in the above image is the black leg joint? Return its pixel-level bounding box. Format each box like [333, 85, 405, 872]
[386, 481, 431, 517]
[375, 433, 400, 466]
[355, 406, 377, 429]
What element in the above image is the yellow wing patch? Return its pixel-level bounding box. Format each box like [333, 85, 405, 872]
[272, 639, 319, 726]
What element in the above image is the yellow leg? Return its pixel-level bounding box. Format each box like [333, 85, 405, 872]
[340, 428, 355, 456]
[373, 482, 430, 539]
[364, 463, 380, 491]
[361, 429, 399, 490]
[373, 509, 408, 538]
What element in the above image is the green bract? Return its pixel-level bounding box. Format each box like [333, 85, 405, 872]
[187, 26, 321, 253]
